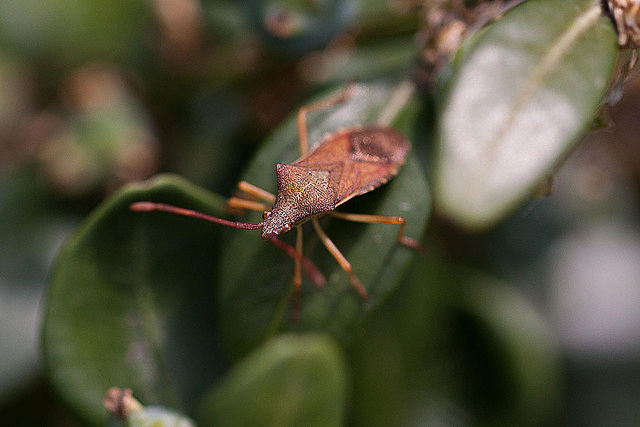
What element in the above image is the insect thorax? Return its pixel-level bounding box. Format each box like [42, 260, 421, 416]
[261, 164, 336, 238]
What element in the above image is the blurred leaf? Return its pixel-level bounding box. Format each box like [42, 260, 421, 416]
[446, 272, 562, 425]
[0, 284, 41, 401]
[434, 0, 618, 229]
[302, 37, 419, 85]
[0, 0, 150, 71]
[42, 175, 228, 426]
[0, 167, 78, 403]
[348, 255, 454, 427]
[198, 334, 348, 427]
[218, 80, 430, 360]
[44, 64, 160, 195]
[0, 167, 57, 284]
[0, 378, 83, 426]
[350, 257, 562, 426]
[201, 0, 246, 42]
[0, 54, 34, 138]
[170, 88, 248, 189]
[355, 0, 421, 43]
[244, 0, 357, 55]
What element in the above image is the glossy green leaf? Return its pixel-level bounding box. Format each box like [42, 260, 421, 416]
[349, 258, 562, 426]
[42, 175, 228, 426]
[447, 273, 562, 424]
[218, 81, 430, 360]
[348, 255, 452, 427]
[198, 334, 348, 427]
[434, 0, 618, 229]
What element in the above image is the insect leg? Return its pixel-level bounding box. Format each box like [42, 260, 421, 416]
[226, 198, 270, 212]
[294, 226, 303, 287]
[268, 236, 326, 288]
[311, 218, 369, 300]
[328, 211, 424, 251]
[297, 84, 354, 156]
[227, 181, 275, 214]
[236, 181, 276, 203]
[291, 226, 304, 321]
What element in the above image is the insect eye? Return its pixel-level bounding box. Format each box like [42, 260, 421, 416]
[263, 211, 271, 219]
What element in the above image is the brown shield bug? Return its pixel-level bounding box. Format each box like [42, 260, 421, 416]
[131, 84, 422, 319]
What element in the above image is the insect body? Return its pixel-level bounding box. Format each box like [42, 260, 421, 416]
[131, 85, 421, 318]
[261, 126, 409, 239]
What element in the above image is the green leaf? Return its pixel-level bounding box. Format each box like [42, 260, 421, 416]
[349, 258, 562, 426]
[198, 334, 348, 427]
[446, 273, 562, 424]
[434, 0, 618, 229]
[218, 81, 431, 360]
[316, 38, 420, 85]
[348, 255, 452, 427]
[0, 0, 150, 71]
[42, 175, 228, 426]
[244, 0, 357, 55]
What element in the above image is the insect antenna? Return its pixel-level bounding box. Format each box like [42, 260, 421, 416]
[130, 202, 263, 230]
[129, 201, 326, 287]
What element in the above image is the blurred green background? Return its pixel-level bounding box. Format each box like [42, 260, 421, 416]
[1, 0, 640, 425]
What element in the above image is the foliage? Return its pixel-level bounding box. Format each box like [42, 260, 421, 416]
[1, 0, 635, 425]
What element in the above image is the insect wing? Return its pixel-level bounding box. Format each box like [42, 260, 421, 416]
[293, 126, 410, 206]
